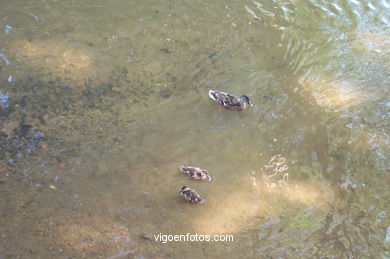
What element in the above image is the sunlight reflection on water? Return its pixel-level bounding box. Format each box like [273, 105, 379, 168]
[0, 0, 389, 258]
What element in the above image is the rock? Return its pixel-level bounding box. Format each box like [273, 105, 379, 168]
[39, 114, 49, 124]
[41, 143, 49, 150]
[58, 162, 66, 169]
[14, 122, 33, 138]
[385, 225, 390, 244]
[140, 233, 154, 241]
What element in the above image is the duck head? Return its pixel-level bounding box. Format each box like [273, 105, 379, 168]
[201, 170, 212, 181]
[180, 185, 190, 193]
[240, 95, 253, 107]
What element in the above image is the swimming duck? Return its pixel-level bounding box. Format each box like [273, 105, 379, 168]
[179, 166, 212, 181]
[208, 90, 253, 110]
[179, 186, 204, 204]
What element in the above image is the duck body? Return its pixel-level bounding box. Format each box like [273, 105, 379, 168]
[179, 166, 212, 181]
[179, 186, 204, 204]
[208, 90, 253, 110]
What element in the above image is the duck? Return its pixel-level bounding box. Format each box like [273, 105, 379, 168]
[179, 186, 204, 204]
[179, 166, 212, 181]
[208, 89, 253, 110]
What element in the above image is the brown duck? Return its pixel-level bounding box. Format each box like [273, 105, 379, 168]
[208, 89, 253, 110]
[179, 166, 212, 181]
[179, 186, 204, 204]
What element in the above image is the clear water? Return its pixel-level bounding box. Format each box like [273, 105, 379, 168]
[0, 0, 389, 258]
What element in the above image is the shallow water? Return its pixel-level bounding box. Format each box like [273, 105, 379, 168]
[0, 0, 389, 258]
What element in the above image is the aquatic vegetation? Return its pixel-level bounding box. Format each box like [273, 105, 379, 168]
[9, 39, 96, 85]
[0, 0, 388, 257]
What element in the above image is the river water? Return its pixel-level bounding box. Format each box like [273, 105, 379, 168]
[0, 0, 389, 258]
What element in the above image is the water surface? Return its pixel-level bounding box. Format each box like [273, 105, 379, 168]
[0, 0, 389, 258]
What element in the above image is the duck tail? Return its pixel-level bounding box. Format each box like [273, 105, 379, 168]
[208, 90, 217, 101]
[179, 166, 190, 174]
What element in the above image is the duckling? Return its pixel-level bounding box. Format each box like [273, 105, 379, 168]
[179, 186, 204, 204]
[179, 166, 212, 181]
[208, 90, 253, 110]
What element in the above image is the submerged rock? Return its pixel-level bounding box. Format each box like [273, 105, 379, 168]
[385, 225, 390, 244]
[14, 122, 33, 138]
[0, 90, 9, 109]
